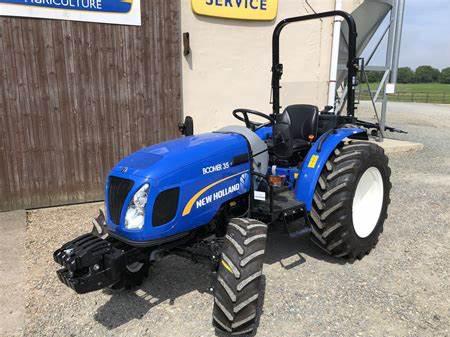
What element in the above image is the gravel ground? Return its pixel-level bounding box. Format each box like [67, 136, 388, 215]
[25, 102, 450, 337]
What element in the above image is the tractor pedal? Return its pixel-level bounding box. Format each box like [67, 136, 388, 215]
[272, 185, 289, 195]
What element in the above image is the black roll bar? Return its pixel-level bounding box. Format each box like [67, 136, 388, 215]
[271, 11, 358, 117]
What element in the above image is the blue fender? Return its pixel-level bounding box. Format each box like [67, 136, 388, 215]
[295, 128, 366, 211]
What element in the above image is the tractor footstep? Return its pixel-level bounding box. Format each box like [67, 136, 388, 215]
[285, 220, 311, 239]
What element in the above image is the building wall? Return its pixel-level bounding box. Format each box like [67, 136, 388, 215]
[181, 0, 363, 133]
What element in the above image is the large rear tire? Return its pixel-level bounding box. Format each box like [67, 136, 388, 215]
[310, 141, 391, 260]
[213, 218, 268, 336]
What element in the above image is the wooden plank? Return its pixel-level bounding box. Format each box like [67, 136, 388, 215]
[0, 0, 182, 211]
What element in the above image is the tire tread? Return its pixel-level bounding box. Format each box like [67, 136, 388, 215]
[309, 141, 391, 260]
[213, 218, 267, 335]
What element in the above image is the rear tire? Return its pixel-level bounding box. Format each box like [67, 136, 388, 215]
[213, 218, 268, 336]
[310, 141, 391, 260]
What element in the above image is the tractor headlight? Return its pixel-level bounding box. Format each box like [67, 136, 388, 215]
[125, 184, 149, 230]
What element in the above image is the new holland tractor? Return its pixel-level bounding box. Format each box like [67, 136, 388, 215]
[54, 11, 398, 336]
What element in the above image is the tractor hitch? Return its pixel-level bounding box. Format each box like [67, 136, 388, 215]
[54, 233, 129, 294]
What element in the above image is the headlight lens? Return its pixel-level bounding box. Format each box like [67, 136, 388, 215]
[125, 184, 149, 230]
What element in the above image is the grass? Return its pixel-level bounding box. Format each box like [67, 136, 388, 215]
[360, 83, 450, 104]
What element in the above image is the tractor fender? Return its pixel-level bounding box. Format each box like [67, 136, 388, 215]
[295, 128, 366, 211]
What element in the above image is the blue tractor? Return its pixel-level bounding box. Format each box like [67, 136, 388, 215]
[54, 11, 398, 335]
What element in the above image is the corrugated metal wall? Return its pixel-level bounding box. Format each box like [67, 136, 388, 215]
[0, 0, 182, 211]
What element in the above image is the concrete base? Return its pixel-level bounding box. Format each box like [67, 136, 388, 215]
[370, 138, 424, 154]
[0, 210, 26, 337]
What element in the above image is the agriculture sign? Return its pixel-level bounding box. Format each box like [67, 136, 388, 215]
[192, 0, 278, 21]
[0, 0, 141, 25]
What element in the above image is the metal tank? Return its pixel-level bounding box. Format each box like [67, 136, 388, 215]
[333, 0, 405, 132]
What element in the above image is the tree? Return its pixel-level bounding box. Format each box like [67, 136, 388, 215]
[431, 68, 441, 82]
[365, 70, 383, 83]
[397, 67, 415, 83]
[415, 65, 441, 83]
[440, 67, 450, 84]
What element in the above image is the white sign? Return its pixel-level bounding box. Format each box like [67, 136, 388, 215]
[385, 83, 396, 94]
[254, 191, 266, 201]
[0, 0, 141, 26]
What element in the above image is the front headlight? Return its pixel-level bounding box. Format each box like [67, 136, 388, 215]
[125, 184, 149, 230]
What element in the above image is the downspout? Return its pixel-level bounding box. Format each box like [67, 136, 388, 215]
[327, 0, 343, 113]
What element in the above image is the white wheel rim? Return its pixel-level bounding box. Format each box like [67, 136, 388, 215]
[352, 167, 384, 238]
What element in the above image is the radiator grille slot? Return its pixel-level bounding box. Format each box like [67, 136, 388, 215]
[153, 188, 180, 227]
[108, 177, 134, 225]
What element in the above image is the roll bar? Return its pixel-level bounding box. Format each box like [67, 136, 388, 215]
[271, 11, 358, 117]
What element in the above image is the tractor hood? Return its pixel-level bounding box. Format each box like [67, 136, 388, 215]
[111, 132, 248, 179]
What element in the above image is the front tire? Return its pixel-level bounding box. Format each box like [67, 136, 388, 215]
[110, 260, 150, 290]
[310, 141, 391, 260]
[213, 218, 268, 336]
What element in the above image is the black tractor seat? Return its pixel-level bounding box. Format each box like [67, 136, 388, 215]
[292, 138, 310, 151]
[284, 104, 319, 140]
[272, 104, 319, 159]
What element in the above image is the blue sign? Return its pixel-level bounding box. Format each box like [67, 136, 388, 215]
[0, 0, 133, 13]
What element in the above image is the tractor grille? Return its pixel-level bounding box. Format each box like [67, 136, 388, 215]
[153, 188, 180, 227]
[108, 177, 134, 225]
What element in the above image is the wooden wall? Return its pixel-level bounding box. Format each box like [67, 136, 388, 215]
[0, 0, 182, 211]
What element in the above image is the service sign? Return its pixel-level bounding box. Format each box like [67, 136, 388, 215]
[0, 0, 141, 26]
[192, 0, 278, 21]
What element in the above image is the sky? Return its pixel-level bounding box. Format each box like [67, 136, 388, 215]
[367, 0, 450, 70]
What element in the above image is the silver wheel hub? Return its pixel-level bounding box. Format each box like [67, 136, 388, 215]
[126, 262, 144, 273]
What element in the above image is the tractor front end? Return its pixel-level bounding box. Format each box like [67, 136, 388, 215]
[53, 131, 253, 293]
[53, 209, 155, 294]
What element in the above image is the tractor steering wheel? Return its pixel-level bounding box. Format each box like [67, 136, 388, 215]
[232, 109, 275, 131]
